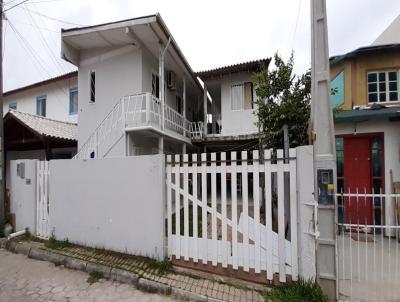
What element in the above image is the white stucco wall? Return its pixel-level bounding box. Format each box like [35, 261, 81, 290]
[219, 72, 258, 136]
[6, 150, 45, 190]
[4, 77, 78, 123]
[77, 46, 143, 153]
[9, 159, 38, 233]
[49, 155, 166, 260]
[335, 120, 400, 227]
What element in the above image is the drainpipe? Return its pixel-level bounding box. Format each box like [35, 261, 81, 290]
[159, 37, 172, 131]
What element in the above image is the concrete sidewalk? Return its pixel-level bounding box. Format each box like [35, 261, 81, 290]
[0, 238, 266, 302]
[0, 249, 176, 302]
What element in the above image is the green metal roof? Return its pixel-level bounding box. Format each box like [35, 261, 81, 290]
[334, 107, 400, 123]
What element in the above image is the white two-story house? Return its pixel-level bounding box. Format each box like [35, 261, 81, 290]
[61, 14, 264, 158]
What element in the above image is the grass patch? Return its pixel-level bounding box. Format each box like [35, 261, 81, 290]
[262, 279, 327, 302]
[87, 271, 104, 284]
[45, 234, 70, 250]
[147, 258, 172, 275]
[165, 205, 203, 237]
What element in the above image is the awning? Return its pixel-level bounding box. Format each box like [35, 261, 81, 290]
[334, 107, 400, 123]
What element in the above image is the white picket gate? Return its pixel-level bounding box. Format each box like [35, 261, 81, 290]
[166, 149, 299, 283]
[36, 161, 50, 239]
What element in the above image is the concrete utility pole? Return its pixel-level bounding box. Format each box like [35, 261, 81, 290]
[310, 0, 337, 300]
[0, 0, 5, 234]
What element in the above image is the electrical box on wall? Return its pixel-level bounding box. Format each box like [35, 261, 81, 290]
[317, 169, 334, 205]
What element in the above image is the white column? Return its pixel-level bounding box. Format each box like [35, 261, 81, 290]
[158, 137, 164, 155]
[159, 45, 165, 131]
[203, 83, 208, 136]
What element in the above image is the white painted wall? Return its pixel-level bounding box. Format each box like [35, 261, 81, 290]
[6, 150, 45, 190]
[9, 159, 38, 233]
[49, 155, 166, 260]
[77, 45, 142, 153]
[335, 120, 400, 227]
[4, 77, 78, 123]
[219, 72, 258, 136]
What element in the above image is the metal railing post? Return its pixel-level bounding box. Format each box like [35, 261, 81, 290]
[146, 93, 150, 125]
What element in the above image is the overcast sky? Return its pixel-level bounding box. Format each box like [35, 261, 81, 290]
[3, 0, 400, 91]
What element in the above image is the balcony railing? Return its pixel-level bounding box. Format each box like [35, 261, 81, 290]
[74, 92, 203, 159]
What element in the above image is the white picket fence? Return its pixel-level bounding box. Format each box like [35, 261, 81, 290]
[166, 149, 298, 283]
[36, 161, 50, 239]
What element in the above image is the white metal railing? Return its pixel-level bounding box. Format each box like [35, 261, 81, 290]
[74, 92, 198, 159]
[166, 149, 298, 283]
[336, 190, 400, 301]
[189, 121, 204, 140]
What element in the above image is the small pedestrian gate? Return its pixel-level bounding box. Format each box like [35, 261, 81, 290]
[36, 161, 50, 239]
[166, 149, 300, 284]
[337, 190, 400, 301]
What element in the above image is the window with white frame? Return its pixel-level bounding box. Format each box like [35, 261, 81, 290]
[36, 95, 46, 117]
[368, 71, 398, 103]
[231, 82, 254, 111]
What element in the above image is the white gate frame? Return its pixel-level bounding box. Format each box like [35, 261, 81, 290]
[36, 161, 50, 239]
[166, 146, 316, 283]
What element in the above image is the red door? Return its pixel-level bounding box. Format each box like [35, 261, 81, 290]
[343, 137, 373, 224]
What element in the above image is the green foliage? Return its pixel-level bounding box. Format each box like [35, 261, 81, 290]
[87, 271, 104, 284]
[147, 258, 173, 275]
[263, 278, 327, 302]
[45, 234, 70, 250]
[252, 52, 311, 149]
[24, 228, 32, 241]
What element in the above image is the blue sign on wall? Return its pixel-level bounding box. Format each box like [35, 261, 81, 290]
[331, 71, 344, 108]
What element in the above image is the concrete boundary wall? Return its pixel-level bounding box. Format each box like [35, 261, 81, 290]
[49, 155, 165, 260]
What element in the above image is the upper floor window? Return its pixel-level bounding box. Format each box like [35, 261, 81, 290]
[231, 82, 254, 111]
[69, 87, 78, 115]
[36, 95, 46, 117]
[368, 71, 398, 103]
[90, 71, 96, 103]
[152, 73, 160, 98]
[9, 102, 17, 110]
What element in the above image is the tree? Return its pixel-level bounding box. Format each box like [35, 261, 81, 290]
[252, 52, 311, 150]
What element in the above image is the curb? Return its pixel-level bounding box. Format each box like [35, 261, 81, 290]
[1, 239, 225, 302]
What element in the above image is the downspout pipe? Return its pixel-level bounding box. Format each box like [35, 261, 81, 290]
[160, 37, 172, 131]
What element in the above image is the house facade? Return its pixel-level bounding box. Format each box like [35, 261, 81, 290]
[61, 14, 263, 159]
[330, 43, 400, 226]
[194, 60, 266, 152]
[3, 71, 78, 123]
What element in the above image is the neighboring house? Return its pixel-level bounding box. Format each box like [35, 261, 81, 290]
[3, 71, 78, 123]
[194, 60, 267, 151]
[61, 14, 264, 159]
[3, 72, 79, 189]
[330, 43, 400, 227]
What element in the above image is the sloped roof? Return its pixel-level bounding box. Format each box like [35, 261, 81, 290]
[330, 44, 400, 65]
[6, 110, 78, 141]
[4, 71, 77, 97]
[195, 59, 270, 79]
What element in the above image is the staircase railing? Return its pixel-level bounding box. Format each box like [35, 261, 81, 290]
[74, 92, 200, 159]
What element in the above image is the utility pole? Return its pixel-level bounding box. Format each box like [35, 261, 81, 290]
[310, 0, 337, 300]
[0, 0, 5, 235]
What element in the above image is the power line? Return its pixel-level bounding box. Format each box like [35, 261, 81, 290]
[3, 0, 30, 12]
[8, 18, 59, 33]
[19, 6, 84, 26]
[22, 3, 67, 74]
[291, 0, 302, 51]
[8, 19, 70, 97]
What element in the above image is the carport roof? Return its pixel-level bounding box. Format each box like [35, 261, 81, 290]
[5, 110, 78, 141]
